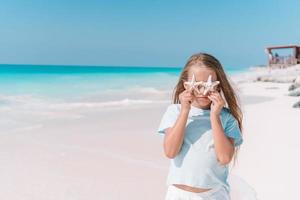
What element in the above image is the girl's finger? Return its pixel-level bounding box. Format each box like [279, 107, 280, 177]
[210, 93, 222, 101]
[183, 89, 189, 93]
[184, 96, 193, 102]
[210, 91, 220, 97]
[209, 94, 220, 102]
[207, 95, 216, 102]
[187, 96, 194, 101]
[210, 94, 225, 106]
[208, 95, 219, 104]
[185, 94, 192, 98]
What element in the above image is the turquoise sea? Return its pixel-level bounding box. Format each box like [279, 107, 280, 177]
[0, 64, 249, 109]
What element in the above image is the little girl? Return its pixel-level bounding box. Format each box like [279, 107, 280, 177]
[157, 53, 243, 200]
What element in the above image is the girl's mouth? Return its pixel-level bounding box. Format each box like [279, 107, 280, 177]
[196, 96, 209, 100]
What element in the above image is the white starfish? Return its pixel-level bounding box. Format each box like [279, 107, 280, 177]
[184, 73, 220, 95]
[201, 75, 220, 95]
[183, 73, 202, 92]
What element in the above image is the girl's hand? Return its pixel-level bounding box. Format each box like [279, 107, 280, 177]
[179, 89, 194, 111]
[207, 91, 225, 116]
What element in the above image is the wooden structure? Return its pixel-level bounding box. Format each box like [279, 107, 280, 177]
[265, 45, 300, 68]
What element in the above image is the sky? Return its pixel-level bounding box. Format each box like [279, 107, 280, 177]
[0, 0, 299, 68]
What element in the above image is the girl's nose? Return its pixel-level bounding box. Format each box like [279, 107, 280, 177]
[194, 86, 208, 96]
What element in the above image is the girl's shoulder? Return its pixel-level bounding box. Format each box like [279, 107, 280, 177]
[221, 107, 231, 115]
[221, 107, 234, 115]
[220, 107, 235, 122]
[220, 107, 239, 124]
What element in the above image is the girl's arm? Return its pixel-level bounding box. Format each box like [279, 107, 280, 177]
[208, 91, 235, 165]
[163, 108, 190, 159]
[210, 114, 235, 165]
[163, 89, 193, 159]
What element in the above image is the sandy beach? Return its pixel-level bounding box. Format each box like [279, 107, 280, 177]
[1, 65, 300, 200]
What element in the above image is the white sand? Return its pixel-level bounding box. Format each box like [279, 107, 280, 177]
[0, 66, 300, 199]
[231, 81, 300, 200]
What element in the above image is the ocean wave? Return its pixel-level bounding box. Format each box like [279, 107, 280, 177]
[101, 86, 171, 95]
[0, 94, 169, 111]
[132, 86, 170, 94]
[48, 98, 169, 110]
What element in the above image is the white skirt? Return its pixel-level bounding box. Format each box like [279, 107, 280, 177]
[164, 184, 230, 200]
[164, 174, 258, 200]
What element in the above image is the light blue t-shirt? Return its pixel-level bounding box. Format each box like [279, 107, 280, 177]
[157, 104, 243, 193]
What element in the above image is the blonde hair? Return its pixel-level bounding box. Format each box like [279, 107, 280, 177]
[172, 52, 243, 166]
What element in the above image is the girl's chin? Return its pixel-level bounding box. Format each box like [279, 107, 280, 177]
[195, 96, 210, 101]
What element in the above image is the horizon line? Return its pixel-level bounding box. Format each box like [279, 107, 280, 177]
[0, 63, 251, 69]
[0, 63, 183, 69]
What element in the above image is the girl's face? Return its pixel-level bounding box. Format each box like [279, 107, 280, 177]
[183, 66, 219, 109]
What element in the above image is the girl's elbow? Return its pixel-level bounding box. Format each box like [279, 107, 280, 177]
[163, 141, 180, 158]
[164, 148, 177, 159]
[217, 146, 235, 165]
[217, 155, 232, 165]
[165, 153, 176, 159]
